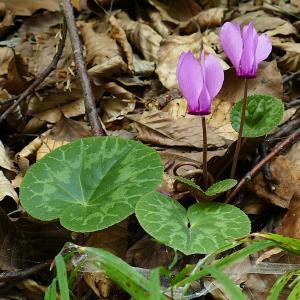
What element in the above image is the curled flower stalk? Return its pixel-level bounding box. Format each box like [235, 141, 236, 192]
[176, 51, 224, 190]
[220, 22, 272, 179]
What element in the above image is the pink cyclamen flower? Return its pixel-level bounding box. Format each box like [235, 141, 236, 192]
[176, 51, 224, 116]
[220, 22, 272, 78]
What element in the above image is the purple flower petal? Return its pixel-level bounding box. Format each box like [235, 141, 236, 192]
[202, 52, 224, 100]
[220, 22, 243, 71]
[176, 51, 203, 114]
[198, 85, 211, 115]
[256, 33, 272, 63]
[240, 22, 258, 77]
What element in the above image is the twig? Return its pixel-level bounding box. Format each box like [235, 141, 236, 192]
[0, 20, 67, 124]
[61, 0, 106, 136]
[283, 69, 300, 84]
[226, 127, 300, 203]
[0, 261, 50, 283]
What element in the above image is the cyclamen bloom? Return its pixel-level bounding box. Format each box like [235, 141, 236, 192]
[176, 51, 224, 116]
[220, 22, 272, 78]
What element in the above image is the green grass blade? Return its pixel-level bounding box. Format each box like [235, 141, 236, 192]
[267, 269, 300, 300]
[287, 274, 300, 300]
[55, 254, 70, 300]
[174, 239, 275, 287]
[79, 246, 167, 300]
[207, 267, 246, 300]
[44, 278, 57, 300]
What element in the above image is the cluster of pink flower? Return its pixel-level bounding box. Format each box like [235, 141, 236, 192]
[176, 22, 272, 115]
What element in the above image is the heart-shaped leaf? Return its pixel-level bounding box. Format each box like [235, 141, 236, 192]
[135, 193, 251, 254]
[230, 95, 284, 137]
[176, 177, 237, 201]
[20, 137, 163, 232]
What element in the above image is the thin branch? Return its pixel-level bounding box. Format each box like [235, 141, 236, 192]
[226, 127, 300, 203]
[0, 261, 50, 283]
[61, 0, 106, 136]
[0, 20, 67, 124]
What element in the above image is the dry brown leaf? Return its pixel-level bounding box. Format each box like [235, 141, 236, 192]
[179, 7, 225, 34]
[277, 192, 300, 239]
[233, 10, 297, 34]
[101, 97, 136, 123]
[16, 29, 73, 87]
[129, 111, 226, 148]
[37, 117, 92, 160]
[31, 98, 85, 124]
[272, 39, 300, 72]
[0, 6, 14, 38]
[148, 9, 171, 38]
[246, 156, 298, 208]
[146, 0, 202, 24]
[3, 0, 59, 16]
[116, 11, 162, 62]
[79, 21, 127, 77]
[0, 171, 18, 203]
[27, 84, 83, 115]
[0, 47, 27, 94]
[18, 11, 62, 37]
[126, 235, 174, 268]
[0, 140, 16, 172]
[108, 15, 133, 71]
[17, 117, 92, 164]
[285, 141, 300, 181]
[132, 54, 155, 76]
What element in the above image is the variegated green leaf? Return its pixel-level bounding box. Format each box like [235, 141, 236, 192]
[176, 177, 237, 200]
[20, 137, 163, 232]
[230, 95, 284, 137]
[205, 179, 237, 197]
[135, 193, 251, 254]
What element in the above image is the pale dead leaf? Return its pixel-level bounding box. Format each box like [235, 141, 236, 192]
[179, 7, 225, 34]
[0, 7, 14, 38]
[132, 54, 155, 76]
[146, 0, 202, 24]
[116, 11, 162, 62]
[129, 111, 226, 148]
[101, 97, 136, 123]
[126, 235, 174, 268]
[0, 171, 18, 203]
[233, 10, 296, 34]
[19, 11, 62, 37]
[79, 21, 127, 77]
[148, 9, 171, 38]
[0, 140, 16, 172]
[285, 141, 300, 181]
[37, 117, 92, 160]
[0, 47, 27, 94]
[32, 98, 85, 124]
[162, 98, 187, 118]
[4, 0, 59, 16]
[277, 192, 300, 239]
[108, 15, 133, 71]
[246, 156, 298, 208]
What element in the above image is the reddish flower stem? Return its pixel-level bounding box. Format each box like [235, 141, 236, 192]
[230, 78, 248, 179]
[201, 116, 208, 190]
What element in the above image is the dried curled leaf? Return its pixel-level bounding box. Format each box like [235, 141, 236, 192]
[116, 11, 162, 62]
[0, 171, 19, 203]
[108, 15, 133, 71]
[179, 8, 225, 34]
[5, 0, 60, 16]
[146, 0, 202, 24]
[79, 21, 127, 77]
[129, 110, 226, 148]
